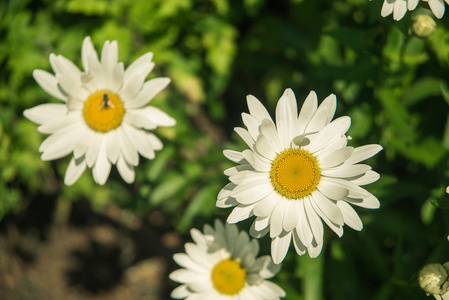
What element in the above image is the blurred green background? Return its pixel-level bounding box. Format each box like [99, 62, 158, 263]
[1, 0, 449, 299]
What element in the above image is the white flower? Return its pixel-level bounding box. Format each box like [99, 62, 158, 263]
[419, 263, 449, 299]
[24, 36, 175, 185]
[379, 0, 420, 20]
[169, 219, 286, 299]
[217, 89, 382, 264]
[423, 0, 449, 19]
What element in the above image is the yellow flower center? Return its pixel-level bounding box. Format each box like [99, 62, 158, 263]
[82, 90, 124, 132]
[211, 259, 246, 295]
[270, 148, 321, 199]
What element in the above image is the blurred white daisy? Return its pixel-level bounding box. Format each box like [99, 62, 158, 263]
[378, 0, 419, 20]
[169, 219, 285, 299]
[418, 263, 449, 299]
[24, 36, 175, 185]
[423, 0, 449, 19]
[217, 88, 382, 264]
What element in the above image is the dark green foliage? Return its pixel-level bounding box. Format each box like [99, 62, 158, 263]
[2, 0, 449, 299]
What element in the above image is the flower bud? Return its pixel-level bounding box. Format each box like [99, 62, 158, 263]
[418, 263, 449, 296]
[412, 14, 436, 38]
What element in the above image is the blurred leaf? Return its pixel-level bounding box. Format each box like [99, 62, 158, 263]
[402, 36, 428, 66]
[149, 172, 188, 206]
[177, 184, 220, 232]
[430, 193, 449, 209]
[401, 77, 443, 106]
[421, 199, 437, 224]
[441, 83, 449, 106]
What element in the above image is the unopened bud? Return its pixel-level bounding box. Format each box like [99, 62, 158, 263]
[418, 263, 449, 296]
[412, 14, 436, 38]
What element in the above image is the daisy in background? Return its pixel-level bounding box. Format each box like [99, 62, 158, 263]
[24, 36, 175, 185]
[377, 0, 419, 20]
[217, 89, 382, 264]
[170, 219, 285, 299]
[374, 0, 449, 20]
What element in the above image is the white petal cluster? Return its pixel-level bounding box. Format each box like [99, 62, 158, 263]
[24, 36, 175, 185]
[376, 0, 449, 20]
[380, 0, 419, 20]
[170, 219, 285, 299]
[217, 89, 382, 264]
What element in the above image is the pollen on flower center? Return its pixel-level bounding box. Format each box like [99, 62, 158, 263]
[270, 148, 321, 200]
[211, 259, 246, 295]
[83, 90, 124, 132]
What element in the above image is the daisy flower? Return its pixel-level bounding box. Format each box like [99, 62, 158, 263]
[169, 219, 286, 299]
[217, 88, 382, 264]
[377, 0, 420, 20]
[24, 36, 175, 185]
[423, 0, 449, 19]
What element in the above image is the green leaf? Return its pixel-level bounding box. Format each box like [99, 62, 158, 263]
[401, 77, 443, 106]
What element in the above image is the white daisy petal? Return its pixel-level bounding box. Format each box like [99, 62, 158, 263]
[253, 191, 280, 217]
[250, 223, 270, 238]
[295, 200, 313, 247]
[344, 144, 383, 165]
[309, 116, 351, 153]
[337, 201, 363, 231]
[101, 40, 118, 75]
[408, 0, 419, 9]
[117, 126, 139, 166]
[227, 205, 255, 224]
[428, 0, 446, 19]
[125, 77, 171, 109]
[92, 140, 112, 185]
[350, 170, 380, 186]
[321, 164, 372, 178]
[307, 239, 323, 258]
[33, 70, 67, 101]
[242, 149, 271, 172]
[347, 193, 381, 209]
[253, 216, 270, 232]
[235, 127, 256, 150]
[310, 195, 344, 236]
[230, 180, 273, 205]
[276, 88, 298, 148]
[282, 201, 299, 232]
[271, 231, 292, 264]
[123, 52, 154, 81]
[218, 88, 380, 262]
[259, 119, 283, 153]
[117, 155, 135, 183]
[247, 94, 272, 122]
[270, 200, 287, 238]
[39, 126, 81, 160]
[317, 181, 349, 201]
[64, 156, 87, 186]
[23, 103, 67, 125]
[381, 0, 394, 17]
[81, 36, 98, 73]
[110, 62, 125, 93]
[311, 192, 344, 225]
[223, 150, 246, 164]
[242, 113, 263, 142]
[292, 230, 307, 256]
[297, 90, 318, 134]
[318, 146, 354, 169]
[171, 285, 190, 299]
